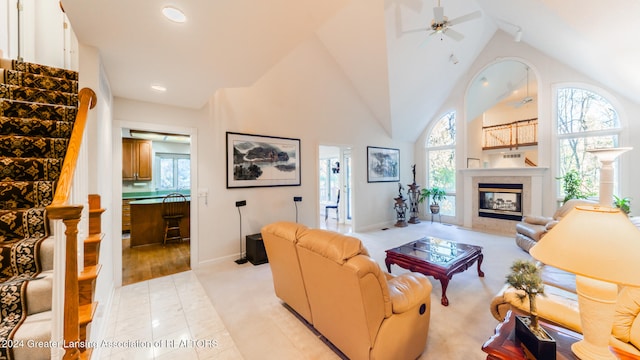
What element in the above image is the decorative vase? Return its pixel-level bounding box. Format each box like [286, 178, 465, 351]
[515, 315, 556, 360]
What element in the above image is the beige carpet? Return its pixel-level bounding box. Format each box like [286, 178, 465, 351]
[195, 221, 532, 359]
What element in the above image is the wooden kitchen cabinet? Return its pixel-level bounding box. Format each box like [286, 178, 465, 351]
[122, 138, 152, 181]
[122, 199, 131, 232]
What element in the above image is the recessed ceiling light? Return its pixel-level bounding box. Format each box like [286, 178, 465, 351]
[151, 84, 167, 92]
[162, 6, 186, 23]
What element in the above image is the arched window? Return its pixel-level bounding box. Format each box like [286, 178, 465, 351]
[556, 87, 621, 199]
[426, 111, 456, 216]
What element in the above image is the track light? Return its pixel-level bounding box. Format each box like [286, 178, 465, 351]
[514, 28, 523, 42]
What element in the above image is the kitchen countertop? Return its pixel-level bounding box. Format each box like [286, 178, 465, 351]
[129, 197, 191, 205]
[123, 190, 190, 200]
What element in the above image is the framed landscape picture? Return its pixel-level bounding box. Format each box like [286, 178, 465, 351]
[226, 132, 301, 188]
[367, 146, 400, 183]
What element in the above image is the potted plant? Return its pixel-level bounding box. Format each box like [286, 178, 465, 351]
[557, 169, 590, 204]
[613, 195, 631, 215]
[418, 186, 446, 214]
[506, 260, 555, 359]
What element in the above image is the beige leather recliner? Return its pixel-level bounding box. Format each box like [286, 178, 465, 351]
[262, 222, 433, 360]
[515, 199, 595, 252]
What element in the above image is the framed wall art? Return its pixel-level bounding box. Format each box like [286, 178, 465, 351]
[367, 146, 400, 183]
[226, 132, 301, 188]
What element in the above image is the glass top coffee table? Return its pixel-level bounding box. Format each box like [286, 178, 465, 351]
[385, 237, 484, 306]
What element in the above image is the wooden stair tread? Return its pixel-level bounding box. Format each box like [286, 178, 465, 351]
[79, 264, 101, 281]
[79, 302, 97, 326]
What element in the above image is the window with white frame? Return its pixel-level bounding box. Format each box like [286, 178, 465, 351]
[156, 153, 190, 190]
[556, 87, 621, 199]
[426, 111, 456, 216]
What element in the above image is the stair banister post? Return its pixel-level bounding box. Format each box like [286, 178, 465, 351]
[47, 206, 83, 360]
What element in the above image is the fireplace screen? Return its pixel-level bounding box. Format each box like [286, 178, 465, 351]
[478, 183, 523, 221]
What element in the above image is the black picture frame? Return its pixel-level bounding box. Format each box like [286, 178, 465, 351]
[367, 146, 400, 183]
[226, 132, 301, 188]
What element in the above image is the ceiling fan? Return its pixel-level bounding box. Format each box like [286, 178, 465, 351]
[509, 67, 534, 108]
[403, 0, 482, 41]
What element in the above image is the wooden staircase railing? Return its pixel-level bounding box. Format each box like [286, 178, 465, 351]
[482, 118, 538, 150]
[46, 87, 97, 360]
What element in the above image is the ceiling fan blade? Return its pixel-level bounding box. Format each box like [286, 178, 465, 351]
[433, 6, 444, 23]
[443, 27, 464, 41]
[447, 10, 482, 26]
[402, 27, 428, 35]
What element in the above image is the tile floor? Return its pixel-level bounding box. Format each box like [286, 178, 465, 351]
[100, 271, 242, 359]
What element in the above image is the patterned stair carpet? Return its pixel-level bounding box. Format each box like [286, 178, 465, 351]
[0, 59, 78, 359]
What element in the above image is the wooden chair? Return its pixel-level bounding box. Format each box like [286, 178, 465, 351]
[324, 189, 340, 222]
[162, 193, 187, 245]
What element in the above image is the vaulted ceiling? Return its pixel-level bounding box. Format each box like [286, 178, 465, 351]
[62, 0, 640, 142]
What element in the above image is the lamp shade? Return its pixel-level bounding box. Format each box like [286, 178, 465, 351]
[530, 205, 640, 287]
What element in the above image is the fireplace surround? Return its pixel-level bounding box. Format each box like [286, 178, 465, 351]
[462, 167, 548, 234]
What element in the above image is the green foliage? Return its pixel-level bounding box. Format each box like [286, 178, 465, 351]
[506, 260, 545, 331]
[613, 195, 631, 215]
[557, 169, 590, 203]
[418, 186, 446, 205]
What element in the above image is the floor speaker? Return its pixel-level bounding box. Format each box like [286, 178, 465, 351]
[246, 233, 268, 265]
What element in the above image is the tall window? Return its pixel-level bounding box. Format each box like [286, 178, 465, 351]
[156, 153, 190, 190]
[556, 87, 620, 198]
[426, 111, 456, 216]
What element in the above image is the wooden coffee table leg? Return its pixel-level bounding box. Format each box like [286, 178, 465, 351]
[439, 277, 450, 306]
[477, 253, 485, 277]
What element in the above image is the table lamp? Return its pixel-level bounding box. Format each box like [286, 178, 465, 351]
[531, 146, 634, 359]
[530, 205, 640, 359]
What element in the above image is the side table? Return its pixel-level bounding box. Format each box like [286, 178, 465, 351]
[482, 310, 636, 360]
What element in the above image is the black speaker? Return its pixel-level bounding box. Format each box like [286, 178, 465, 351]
[246, 233, 268, 265]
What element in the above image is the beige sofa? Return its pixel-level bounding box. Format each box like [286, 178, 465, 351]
[261, 222, 433, 360]
[515, 199, 595, 252]
[490, 264, 640, 356]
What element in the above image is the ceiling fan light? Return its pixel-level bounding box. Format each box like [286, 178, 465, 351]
[162, 6, 186, 23]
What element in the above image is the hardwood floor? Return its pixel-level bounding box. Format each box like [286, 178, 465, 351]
[122, 234, 190, 285]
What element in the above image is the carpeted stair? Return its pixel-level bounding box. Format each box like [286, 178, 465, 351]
[0, 59, 78, 359]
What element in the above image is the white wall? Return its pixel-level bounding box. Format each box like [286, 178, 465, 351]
[112, 34, 412, 265]
[416, 31, 640, 220]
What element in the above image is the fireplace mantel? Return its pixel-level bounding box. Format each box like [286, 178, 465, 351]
[462, 167, 549, 232]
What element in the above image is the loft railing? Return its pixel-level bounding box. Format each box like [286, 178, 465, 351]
[46, 87, 97, 360]
[482, 118, 538, 150]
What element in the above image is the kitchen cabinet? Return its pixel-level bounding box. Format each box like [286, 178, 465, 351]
[122, 138, 152, 181]
[122, 199, 131, 232]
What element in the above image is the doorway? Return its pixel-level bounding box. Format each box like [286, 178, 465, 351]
[319, 145, 352, 233]
[121, 128, 192, 285]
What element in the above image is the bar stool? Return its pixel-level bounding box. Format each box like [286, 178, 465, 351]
[162, 193, 187, 245]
